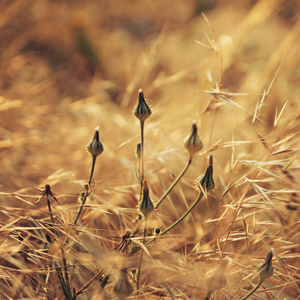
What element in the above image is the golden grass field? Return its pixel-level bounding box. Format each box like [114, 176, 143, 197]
[0, 0, 300, 299]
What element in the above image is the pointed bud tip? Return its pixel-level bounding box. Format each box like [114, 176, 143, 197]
[221, 257, 232, 267]
[184, 121, 203, 157]
[139, 178, 154, 217]
[142, 178, 148, 187]
[134, 89, 152, 121]
[196, 155, 215, 191]
[87, 127, 104, 157]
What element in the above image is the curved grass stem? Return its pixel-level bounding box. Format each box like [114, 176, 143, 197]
[155, 158, 192, 209]
[242, 278, 264, 300]
[129, 190, 205, 256]
[160, 190, 204, 236]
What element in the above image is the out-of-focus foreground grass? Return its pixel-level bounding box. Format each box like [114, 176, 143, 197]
[0, 0, 299, 299]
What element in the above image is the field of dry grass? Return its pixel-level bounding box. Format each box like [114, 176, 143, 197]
[0, 0, 300, 299]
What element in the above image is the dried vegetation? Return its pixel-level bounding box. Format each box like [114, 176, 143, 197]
[0, 0, 300, 299]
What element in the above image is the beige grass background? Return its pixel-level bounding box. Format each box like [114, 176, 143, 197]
[0, 0, 299, 299]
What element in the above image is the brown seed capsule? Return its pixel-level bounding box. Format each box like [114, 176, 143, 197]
[139, 179, 154, 217]
[184, 121, 203, 159]
[113, 268, 134, 299]
[86, 126, 104, 157]
[258, 251, 273, 281]
[205, 257, 232, 293]
[196, 155, 215, 192]
[154, 227, 161, 235]
[133, 89, 152, 121]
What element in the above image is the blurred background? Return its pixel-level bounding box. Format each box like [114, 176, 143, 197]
[0, 0, 299, 194]
[1, 0, 300, 298]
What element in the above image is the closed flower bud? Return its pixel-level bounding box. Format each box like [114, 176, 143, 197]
[139, 179, 154, 217]
[133, 89, 152, 121]
[154, 227, 161, 235]
[86, 126, 104, 157]
[77, 191, 86, 204]
[184, 121, 203, 159]
[196, 155, 215, 192]
[205, 257, 232, 293]
[258, 251, 273, 281]
[113, 268, 134, 299]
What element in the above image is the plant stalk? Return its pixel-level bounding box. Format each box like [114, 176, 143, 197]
[155, 158, 192, 209]
[46, 195, 72, 299]
[136, 218, 147, 293]
[242, 278, 264, 300]
[73, 191, 89, 225]
[76, 268, 105, 296]
[88, 155, 97, 186]
[74, 155, 97, 225]
[160, 190, 204, 236]
[204, 290, 212, 300]
[129, 190, 205, 256]
[140, 120, 145, 183]
[46, 194, 55, 225]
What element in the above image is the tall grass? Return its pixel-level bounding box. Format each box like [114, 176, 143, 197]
[0, 0, 299, 299]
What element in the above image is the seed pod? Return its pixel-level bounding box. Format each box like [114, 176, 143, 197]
[154, 227, 161, 235]
[258, 251, 273, 281]
[139, 179, 154, 217]
[205, 257, 232, 293]
[196, 155, 215, 191]
[86, 126, 104, 157]
[184, 121, 203, 159]
[133, 89, 152, 121]
[113, 268, 134, 299]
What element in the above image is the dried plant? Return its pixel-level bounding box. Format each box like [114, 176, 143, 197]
[0, 1, 300, 299]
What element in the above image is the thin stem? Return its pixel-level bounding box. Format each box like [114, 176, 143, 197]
[242, 278, 264, 300]
[136, 218, 147, 293]
[155, 158, 192, 209]
[204, 290, 212, 300]
[140, 120, 145, 183]
[54, 261, 71, 299]
[129, 190, 205, 256]
[73, 191, 89, 225]
[62, 248, 71, 298]
[46, 195, 55, 225]
[74, 155, 97, 225]
[160, 190, 204, 236]
[136, 246, 144, 293]
[47, 195, 72, 299]
[88, 156, 97, 186]
[76, 268, 105, 296]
